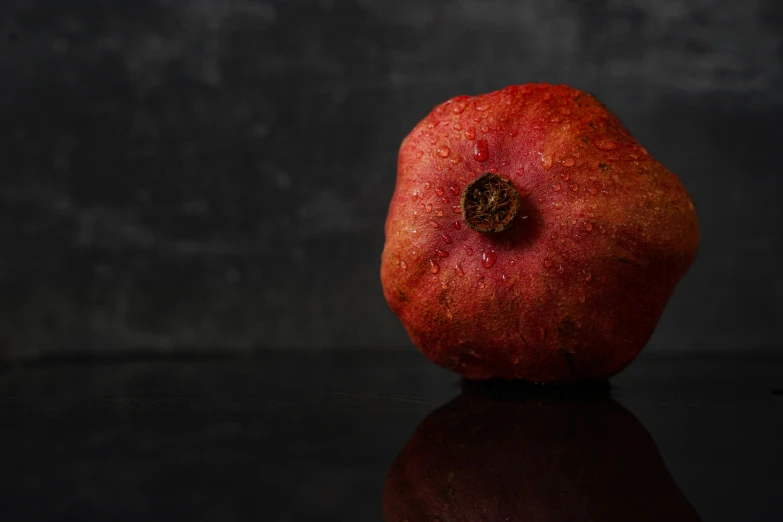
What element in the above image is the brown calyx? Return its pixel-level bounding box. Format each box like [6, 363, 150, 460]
[460, 173, 522, 233]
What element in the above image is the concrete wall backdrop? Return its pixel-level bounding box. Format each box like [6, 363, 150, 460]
[1, 0, 781, 358]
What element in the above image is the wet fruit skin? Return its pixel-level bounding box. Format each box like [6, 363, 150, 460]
[380, 83, 699, 382]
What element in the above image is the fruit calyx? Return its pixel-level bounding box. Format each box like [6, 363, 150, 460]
[460, 173, 522, 233]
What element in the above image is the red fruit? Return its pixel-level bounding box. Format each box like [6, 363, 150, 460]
[381, 84, 699, 382]
[383, 388, 702, 522]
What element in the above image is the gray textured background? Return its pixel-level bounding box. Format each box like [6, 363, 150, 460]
[0, 0, 781, 359]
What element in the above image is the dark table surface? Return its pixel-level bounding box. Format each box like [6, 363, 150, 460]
[1, 349, 781, 522]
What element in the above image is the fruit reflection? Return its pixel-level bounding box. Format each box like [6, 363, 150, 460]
[383, 383, 700, 522]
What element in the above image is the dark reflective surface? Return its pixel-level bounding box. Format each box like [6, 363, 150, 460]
[0, 349, 781, 521]
[384, 383, 701, 522]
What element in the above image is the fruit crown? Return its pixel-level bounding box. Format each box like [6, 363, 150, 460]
[460, 173, 521, 233]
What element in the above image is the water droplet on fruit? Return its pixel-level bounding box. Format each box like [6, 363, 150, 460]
[435, 248, 449, 258]
[430, 220, 440, 228]
[454, 122, 463, 131]
[481, 250, 497, 269]
[543, 259, 553, 268]
[541, 154, 553, 170]
[553, 201, 563, 209]
[464, 128, 476, 140]
[452, 205, 461, 214]
[424, 181, 431, 189]
[437, 145, 450, 158]
[553, 184, 561, 192]
[595, 138, 619, 151]
[425, 203, 433, 213]
[472, 140, 489, 162]
[442, 233, 453, 244]
[562, 157, 575, 167]
[585, 223, 593, 232]
[435, 209, 444, 217]
[478, 281, 485, 289]
[429, 260, 440, 273]
[589, 187, 598, 195]
[399, 260, 407, 269]
[556, 264, 564, 274]
[435, 187, 444, 196]
[453, 221, 461, 230]
[560, 172, 570, 182]
[441, 197, 449, 205]
[452, 104, 465, 114]
[456, 263, 465, 276]
[584, 272, 592, 281]
[516, 166, 524, 176]
[480, 124, 490, 133]
[465, 247, 473, 256]
[571, 184, 579, 192]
